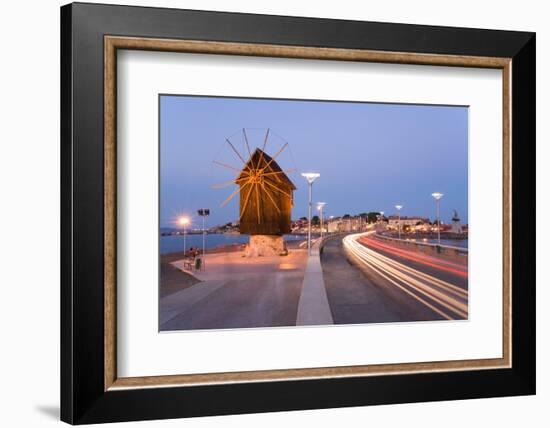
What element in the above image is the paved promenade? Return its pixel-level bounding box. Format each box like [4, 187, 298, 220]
[160, 249, 308, 331]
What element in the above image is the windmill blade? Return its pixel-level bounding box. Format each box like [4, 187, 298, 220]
[261, 142, 288, 172]
[210, 181, 235, 189]
[212, 160, 243, 173]
[262, 169, 296, 177]
[221, 182, 249, 207]
[262, 128, 270, 152]
[264, 179, 292, 199]
[260, 182, 281, 214]
[262, 169, 296, 184]
[242, 128, 252, 157]
[255, 128, 270, 169]
[210, 177, 247, 189]
[226, 138, 252, 171]
[239, 182, 255, 220]
[255, 183, 261, 224]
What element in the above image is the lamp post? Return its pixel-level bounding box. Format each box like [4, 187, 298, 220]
[395, 205, 403, 239]
[431, 192, 444, 244]
[301, 172, 320, 255]
[178, 216, 190, 255]
[197, 208, 210, 269]
[317, 202, 326, 239]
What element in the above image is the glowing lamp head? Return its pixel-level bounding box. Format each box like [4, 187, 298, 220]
[316, 202, 326, 211]
[301, 172, 320, 184]
[395, 205, 403, 211]
[178, 216, 190, 226]
[431, 192, 444, 200]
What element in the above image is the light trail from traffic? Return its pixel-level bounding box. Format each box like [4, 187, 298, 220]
[358, 235, 468, 278]
[342, 232, 468, 320]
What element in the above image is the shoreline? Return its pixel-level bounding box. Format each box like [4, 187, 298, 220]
[161, 236, 309, 259]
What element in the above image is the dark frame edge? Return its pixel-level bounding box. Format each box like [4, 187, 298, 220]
[61, 3, 74, 425]
[510, 33, 536, 394]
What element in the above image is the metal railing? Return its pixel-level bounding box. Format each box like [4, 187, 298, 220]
[374, 233, 468, 254]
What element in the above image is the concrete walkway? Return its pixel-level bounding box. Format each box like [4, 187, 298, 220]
[160, 249, 308, 331]
[159, 279, 228, 326]
[296, 238, 334, 326]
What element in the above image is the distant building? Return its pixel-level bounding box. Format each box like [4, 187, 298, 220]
[451, 209, 462, 234]
[327, 220, 340, 233]
[388, 216, 429, 230]
[325, 216, 364, 233]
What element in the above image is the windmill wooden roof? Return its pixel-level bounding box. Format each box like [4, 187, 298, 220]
[237, 148, 296, 190]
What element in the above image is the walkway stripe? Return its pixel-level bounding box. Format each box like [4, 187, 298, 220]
[296, 240, 334, 326]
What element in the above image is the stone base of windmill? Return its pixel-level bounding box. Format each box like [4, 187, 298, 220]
[244, 235, 288, 257]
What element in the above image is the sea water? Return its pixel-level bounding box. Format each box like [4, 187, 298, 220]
[160, 233, 304, 254]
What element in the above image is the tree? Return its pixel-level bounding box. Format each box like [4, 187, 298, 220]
[312, 215, 320, 225]
[367, 211, 380, 224]
[343, 214, 351, 219]
[300, 216, 307, 222]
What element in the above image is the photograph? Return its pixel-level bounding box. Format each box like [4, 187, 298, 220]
[159, 95, 469, 331]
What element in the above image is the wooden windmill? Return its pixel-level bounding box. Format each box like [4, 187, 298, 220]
[213, 129, 296, 255]
[236, 147, 296, 235]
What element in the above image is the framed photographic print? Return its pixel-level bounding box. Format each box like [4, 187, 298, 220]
[61, 2, 536, 424]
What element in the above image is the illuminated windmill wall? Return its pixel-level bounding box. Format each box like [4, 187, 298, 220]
[214, 129, 296, 237]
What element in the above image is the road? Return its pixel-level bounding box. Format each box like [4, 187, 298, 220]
[322, 232, 468, 323]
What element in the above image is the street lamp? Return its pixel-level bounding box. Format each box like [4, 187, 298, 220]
[395, 205, 403, 239]
[301, 172, 320, 255]
[178, 216, 190, 255]
[197, 208, 210, 269]
[317, 202, 326, 239]
[431, 192, 444, 244]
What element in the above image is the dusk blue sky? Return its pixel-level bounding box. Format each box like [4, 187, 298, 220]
[160, 95, 468, 229]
